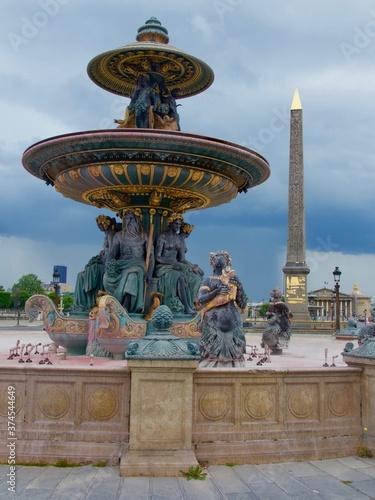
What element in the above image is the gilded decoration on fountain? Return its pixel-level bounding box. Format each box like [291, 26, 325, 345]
[22, 17, 271, 356]
[87, 17, 214, 100]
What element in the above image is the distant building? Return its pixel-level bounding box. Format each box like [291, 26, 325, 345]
[53, 265, 67, 283]
[308, 284, 371, 320]
[42, 282, 72, 294]
[59, 283, 73, 294]
[42, 265, 72, 295]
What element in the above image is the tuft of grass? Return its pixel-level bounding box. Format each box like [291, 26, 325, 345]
[54, 459, 80, 468]
[357, 445, 373, 458]
[12, 462, 48, 467]
[92, 461, 107, 467]
[179, 465, 207, 481]
[225, 463, 236, 467]
[342, 480, 353, 485]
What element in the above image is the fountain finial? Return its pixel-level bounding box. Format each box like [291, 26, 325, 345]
[136, 17, 169, 44]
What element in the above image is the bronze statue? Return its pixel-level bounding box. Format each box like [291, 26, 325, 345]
[73, 215, 118, 311]
[154, 213, 201, 315]
[114, 75, 180, 130]
[261, 287, 293, 353]
[179, 223, 204, 277]
[198, 250, 247, 367]
[103, 209, 154, 312]
[128, 74, 158, 128]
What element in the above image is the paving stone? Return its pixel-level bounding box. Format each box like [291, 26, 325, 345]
[12, 488, 55, 500]
[0, 465, 13, 493]
[261, 472, 325, 500]
[208, 466, 252, 493]
[300, 474, 371, 500]
[26, 466, 71, 489]
[309, 459, 373, 482]
[247, 481, 295, 500]
[279, 461, 327, 477]
[8, 466, 46, 494]
[85, 467, 121, 500]
[357, 457, 375, 466]
[357, 465, 375, 479]
[349, 479, 375, 499]
[337, 456, 374, 469]
[254, 464, 296, 483]
[233, 465, 272, 484]
[179, 477, 226, 499]
[52, 465, 98, 498]
[226, 493, 261, 500]
[90, 466, 120, 479]
[118, 477, 150, 499]
[150, 477, 184, 499]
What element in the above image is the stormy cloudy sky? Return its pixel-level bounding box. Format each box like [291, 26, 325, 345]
[1, 0, 375, 302]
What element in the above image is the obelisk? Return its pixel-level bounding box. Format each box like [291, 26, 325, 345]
[282, 89, 311, 323]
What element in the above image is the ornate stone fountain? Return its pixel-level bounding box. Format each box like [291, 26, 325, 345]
[23, 17, 270, 355]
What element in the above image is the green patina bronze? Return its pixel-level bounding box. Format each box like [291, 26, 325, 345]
[22, 18, 270, 355]
[125, 305, 200, 359]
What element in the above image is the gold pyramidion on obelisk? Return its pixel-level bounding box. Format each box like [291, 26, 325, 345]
[282, 88, 311, 325]
[291, 88, 302, 110]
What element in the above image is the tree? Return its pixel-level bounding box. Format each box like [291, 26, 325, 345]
[12, 274, 44, 295]
[258, 302, 270, 318]
[10, 287, 30, 308]
[63, 295, 74, 309]
[0, 291, 11, 309]
[0, 285, 5, 291]
[46, 293, 74, 310]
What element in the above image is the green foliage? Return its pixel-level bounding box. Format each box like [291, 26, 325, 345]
[46, 293, 73, 310]
[179, 465, 207, 481]
[13, 274, 44, 295]
[15, 461, 48, 467]
[0, 285, 5, 291]
[92, 461, 107, 467]
[258, 302, 270, 318]
[357, 445, 373, 458]
[54, 459, 80, 467]
[10, 288, 31, 308]
[0, 292, 11, 309]
[63, 295, 74, 309]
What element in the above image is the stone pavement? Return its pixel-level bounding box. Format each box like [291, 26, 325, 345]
[1, 457, 375, 499]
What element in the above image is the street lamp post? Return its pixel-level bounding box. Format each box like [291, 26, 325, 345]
[53, 269, 60, 307]
[333, 267, 341, 333]
[15, 301, 20, 326]
[329, 300, 334, 321]
[364, 309, 367, 326]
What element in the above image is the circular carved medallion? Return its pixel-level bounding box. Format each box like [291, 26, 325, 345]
[39, 387, 70, 419]
[328, 387, 351, 417]
[0, 387, 23, 417]
[245, 389, 274, 420]
[199, 390, 230, 421]
[87, 388, 118, 420]
[288, 388, 314, 419]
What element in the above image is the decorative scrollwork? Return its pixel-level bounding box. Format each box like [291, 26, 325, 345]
[97, 294, 147, 339]
[25, 295, 88, 334]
